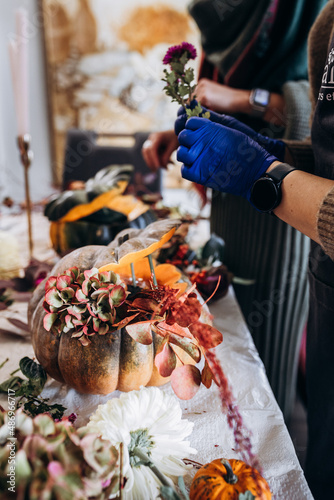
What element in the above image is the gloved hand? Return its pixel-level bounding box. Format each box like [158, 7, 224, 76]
[174, 103, 285, 162]
[177, 117, 278, 202]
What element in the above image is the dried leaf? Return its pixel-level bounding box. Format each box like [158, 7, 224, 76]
[112, 313, 140, 329]
[7, 318, 30, 332]
[201, 359, 213, 389]
[167, 332, 201, 362]
[157, 321, 193, 339]
[189, 322, 223, 349]
[170, 365, 201, 400]
[169, 296, 202, 328]
[130, 297, 159, 312]
[126, 321, 153, 345]
[155, 342, 177, 377]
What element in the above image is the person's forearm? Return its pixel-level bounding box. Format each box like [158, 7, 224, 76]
[195, 80, 286, 126]
[240, 92, 286, 128]
[267, 161, 334, 244]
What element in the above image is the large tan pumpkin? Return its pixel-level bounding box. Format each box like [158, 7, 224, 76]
[28, 220, 196, 395]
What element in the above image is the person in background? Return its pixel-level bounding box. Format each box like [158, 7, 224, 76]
[142, 0, 327, 422]
[175, 2, 334, 497]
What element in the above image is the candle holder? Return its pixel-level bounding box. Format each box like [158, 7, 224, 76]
[17, 134, 34, 259]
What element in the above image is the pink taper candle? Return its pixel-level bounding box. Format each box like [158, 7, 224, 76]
[8, 8, 29, 136]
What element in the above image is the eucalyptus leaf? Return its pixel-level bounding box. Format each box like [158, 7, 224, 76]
[160, 485, 183, 500]
[177, 476, 190, 500]
[239, 491, 256, 500]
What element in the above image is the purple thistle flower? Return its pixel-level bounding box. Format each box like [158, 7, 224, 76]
[163, 42, 197, 65]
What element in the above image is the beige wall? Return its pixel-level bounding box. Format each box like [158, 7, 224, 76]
[0, 0, 53, 203]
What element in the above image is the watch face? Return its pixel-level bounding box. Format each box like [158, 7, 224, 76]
[250, 177, 279, 212]
[254, 89, 270, 107]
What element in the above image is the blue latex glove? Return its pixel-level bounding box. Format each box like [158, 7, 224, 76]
[177, 117, 278, 202]
[175, 104, 285, 162]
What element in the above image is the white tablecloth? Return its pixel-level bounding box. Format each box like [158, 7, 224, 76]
[0, 211, 313, 499]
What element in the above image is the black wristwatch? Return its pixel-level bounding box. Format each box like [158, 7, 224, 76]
[250, 163, 296, 213]
[249, 88, 270, 118]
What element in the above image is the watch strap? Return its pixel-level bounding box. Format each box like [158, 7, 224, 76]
[265, 163, 296, 183]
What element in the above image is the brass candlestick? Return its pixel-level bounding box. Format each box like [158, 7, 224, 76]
[17, 134, 34, 259]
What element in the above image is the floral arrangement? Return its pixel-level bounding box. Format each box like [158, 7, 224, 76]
[42, 262, 260, 473]
[43, 265, 222, 400]
[0, 409, 119, 499]
[87, 386, 196, 500]
[162, 42, 210, 118]
[37, 220, 261, 477]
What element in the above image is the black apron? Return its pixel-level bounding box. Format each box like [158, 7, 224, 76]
[305, 30, 334, 499]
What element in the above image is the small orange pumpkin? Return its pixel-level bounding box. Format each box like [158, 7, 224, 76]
[189, 458, 272, 500]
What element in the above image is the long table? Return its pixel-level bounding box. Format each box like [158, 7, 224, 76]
[0, 210, 313, 499]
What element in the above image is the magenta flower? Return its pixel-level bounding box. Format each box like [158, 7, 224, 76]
[163, 42, 197, 65]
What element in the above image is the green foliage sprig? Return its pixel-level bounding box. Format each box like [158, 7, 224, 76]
[162, 42, 210, 118]
[0, 356, 66, 420]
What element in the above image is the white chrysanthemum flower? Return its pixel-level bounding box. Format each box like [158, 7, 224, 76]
[87, 386, 197, 500]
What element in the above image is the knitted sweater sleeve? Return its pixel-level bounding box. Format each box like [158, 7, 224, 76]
[317, 187, 334, 260]
[281, 140, 334, 259]
[282, 80, 312, 141]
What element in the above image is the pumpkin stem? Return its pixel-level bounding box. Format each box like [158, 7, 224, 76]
[221, 459, 238, 484]
[147, 254, 158, 287]
[130, 263, 136, 286]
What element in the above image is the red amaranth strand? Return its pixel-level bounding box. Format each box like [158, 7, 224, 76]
[206, 349, 262, 474]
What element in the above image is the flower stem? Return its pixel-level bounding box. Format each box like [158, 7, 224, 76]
[133, 447, 171, 486]
[119, 442, 123, 500]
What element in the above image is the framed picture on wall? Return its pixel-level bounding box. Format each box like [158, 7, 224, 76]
[39, 0, 199, 187]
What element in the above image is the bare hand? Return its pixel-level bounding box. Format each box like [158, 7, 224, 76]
[195, 79, 249, 114]
[142, 130, 179, 171]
